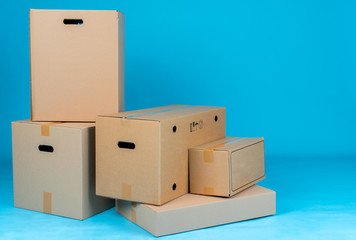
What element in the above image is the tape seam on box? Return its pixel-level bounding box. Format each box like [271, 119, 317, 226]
[124, 105, 194, 119]
[131, 209, 136, 223]
[203, 137, 243, 163]
[122, 183, 132, 200]
[41, 122, 62, 136]
[43, 192, 52, 214]
[203, 187, 215, 195]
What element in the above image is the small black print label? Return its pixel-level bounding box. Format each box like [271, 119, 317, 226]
[190, 120, 203, 132]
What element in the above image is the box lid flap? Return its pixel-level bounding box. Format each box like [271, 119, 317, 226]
[191, 137, 264, 152]
[98, 105, 224, 122]
[14, 120, 94, 129]
[217, 137, 264, 151]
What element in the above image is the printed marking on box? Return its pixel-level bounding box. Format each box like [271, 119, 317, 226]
[190, 119, 204, 132]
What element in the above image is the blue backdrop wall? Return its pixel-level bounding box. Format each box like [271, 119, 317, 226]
[1, 0, 355, 162]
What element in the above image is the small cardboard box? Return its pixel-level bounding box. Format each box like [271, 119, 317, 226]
[96, 105, 226, 205]
[12, 120, 114, 220]
[116, 185, 276, 237]
[30, 9, 125, 121]
[189, 137, 265, 197]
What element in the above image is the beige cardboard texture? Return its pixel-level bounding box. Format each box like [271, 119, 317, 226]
[189, 137, 265, 197]
[116, 185, 276, 237]
[96, 105, 226, 205]
[12, 120, 114, 220]
[30, 9, 125, 121]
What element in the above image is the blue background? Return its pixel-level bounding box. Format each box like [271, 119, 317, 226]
[1, 0, 356, 239]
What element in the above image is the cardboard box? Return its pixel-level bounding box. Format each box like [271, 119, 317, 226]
[12, 120, 114, 220]
[189, 137, 265, 197]
[116, 185, 276, 237]
[30, 9, 125, 121]
[96, 105, 226, 205]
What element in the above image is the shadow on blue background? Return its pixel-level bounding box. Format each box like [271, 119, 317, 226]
[1, 156, 356, 239]
[0, 0, 356, 239]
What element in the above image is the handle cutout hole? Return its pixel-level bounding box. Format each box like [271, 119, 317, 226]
[38, 145, 54, 152]
[118, 141, 135, 150]
[63, 19, 83, 25]
[173, 126, 177, 133]
[214, 115, 218, 122]
[172, 183, 177, 191]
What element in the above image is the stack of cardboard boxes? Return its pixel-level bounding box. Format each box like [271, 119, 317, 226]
[12, 9, 125, 220]
[12, 9, 276, 236]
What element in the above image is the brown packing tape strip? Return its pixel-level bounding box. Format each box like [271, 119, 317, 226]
[119, 106, 194, 128]
[43, 192, 52, 214]
[203, 187, 215, 195]
[122, 183, 132, 200]
[131, 209, 136, 224]
[41, 122, 62, 136]
[125, 105, 193, 119]
[203, 143, 227, 163]
[203, 137, 243, 163]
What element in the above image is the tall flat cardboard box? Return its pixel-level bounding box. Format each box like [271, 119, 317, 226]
[30, 9, 125, 121]
[189, 137, 265, 197]
[96, 105, 226, 205]
[116, 185, 276, 237]
[12, 120, 114, 220]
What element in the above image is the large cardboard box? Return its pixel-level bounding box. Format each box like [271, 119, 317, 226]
[189, 137, 265, 197]
[116, 185, 276, 236]
[30, 9, 125, 121]
[12, 120, 114, 220]
[96, 105, 226, 205]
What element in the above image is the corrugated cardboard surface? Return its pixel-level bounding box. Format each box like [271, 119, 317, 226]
[116, 185, 276, 237]
[231, 140, 265, 192]
[30, 9, 124, 121]
[96, 105, 226, 205]
[12, 120, 114, 220]
[189, 137, 265, 197]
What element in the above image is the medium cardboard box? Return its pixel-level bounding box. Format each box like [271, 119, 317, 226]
[116, 185, 276, 237]
[30, 9, 125, 121]
[96, 105, 226, 205]
[12, 120, 114, 220]
[189, 137, 265, 197]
